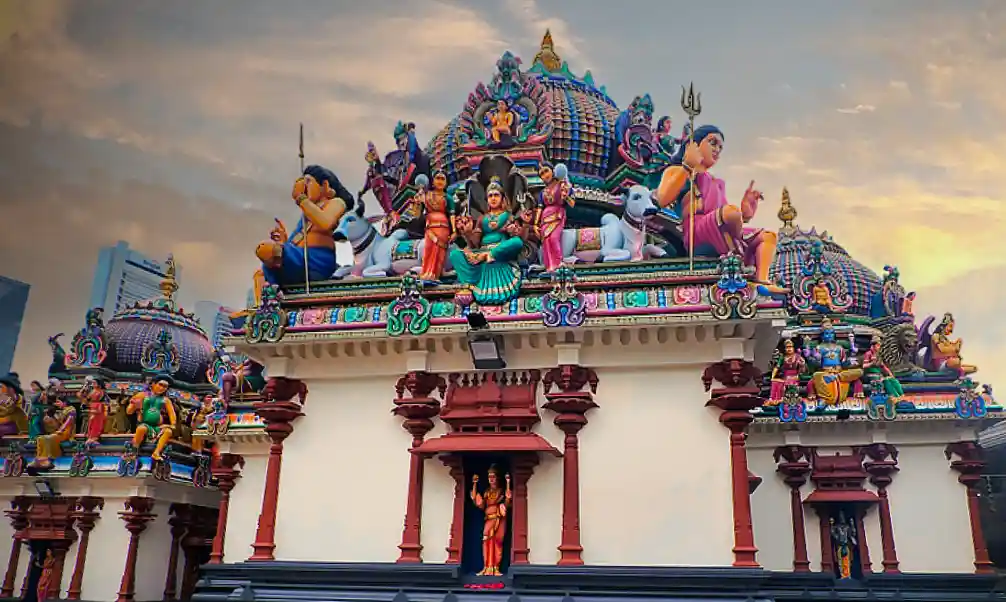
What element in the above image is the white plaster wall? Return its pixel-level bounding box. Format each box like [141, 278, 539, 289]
[132, 500, 174, 601]
[578, 366, 735, 566]
[747, 425, 981, 574]
[80, 497, 133, 602]
[275, 377, 414, 562]
[526, 447, 563, 565]
[223, 445, 269, 563]
[889, 444, 975, 573]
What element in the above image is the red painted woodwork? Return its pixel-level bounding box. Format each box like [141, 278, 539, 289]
[773, 446, 812, 572]
[209, 452, 244, 564]
[859, 444, 900, 573]
[23, 497, 78, 541]
[67, 497, 103, 600]
[703, 359, 763, 568]
[250, 381, 306, 562]
[163, 503, 191, 602]
[441, 455, 465, 564]
[509, 454, 539, 565]
[180, 507, 217, 600]
[854, 508, 872, 575]
[393, 371, 445, 563]
[945, 441, 995, 574]
[817, 511, 834, 573]
[47, 539, 72, 600]
[542, 363, 599, 566]
[1, 497, 30, 598]
[803, 450, 878, 504]
[116, 497, 156, 602]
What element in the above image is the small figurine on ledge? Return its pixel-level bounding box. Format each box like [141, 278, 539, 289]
[78, 376, 108, 444]
[768, 338, 806, 404]
[862, 335, 905, 402]
[30, 390, 77, 471]
[922, 313, 977, 375]
[470, 466, 512, 577]
[487, 100, 516, 144]
[254, 165, 355, 296]
[404, 171, 455, 284]
[126, 374, 178, 462]
[810, 278, 835, 313]
[0, 373, 26, 437]
[806, 318, 863, 406]
[534, 162, 573, 274]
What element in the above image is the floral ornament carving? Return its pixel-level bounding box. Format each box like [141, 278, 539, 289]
[386, 273, 433, 337]
[245, 284, 288, 344]
[710, 253, 756, 320]
[66, 308, 108, 368]
[953, 377, 989, 420]
[141, 329, 182, 375]
[541, 264, 587, 328]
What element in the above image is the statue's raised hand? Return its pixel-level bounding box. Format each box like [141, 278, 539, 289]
[683, 141, 703, 170]
[270, 219, 289, 243]
[741, 180, 763, 214]
[456, 215, 475, 235]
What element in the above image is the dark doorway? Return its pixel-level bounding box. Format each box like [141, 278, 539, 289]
[461, 453, 513, 576]
[21, 540, 51, 602]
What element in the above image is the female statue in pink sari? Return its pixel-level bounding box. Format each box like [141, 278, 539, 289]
[653, 125, 784, 294]
[534, 162, 572, 273]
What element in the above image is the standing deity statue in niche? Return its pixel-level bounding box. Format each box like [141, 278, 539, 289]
[0, 373, 27, 437]
[768, 338, 806, 404]
[126, 374, 177, 462]
[923, 313, 977, 375]
[487, 100, 516, 144]
[450, 177, 528, 305]
[359, 141, 394, 217]
[534, 162, 573, 273]
[862, 335, 905, 402]
[406, 172, 455, 284]
[653, 125, 785, 295]
[253, 165, 355, 297]
[830, 511, 857, 579]
[470, 466, 512, 576]
[806, 318, 863, 406]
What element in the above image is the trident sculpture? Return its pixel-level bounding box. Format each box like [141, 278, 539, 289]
[680, 83, 702, 272]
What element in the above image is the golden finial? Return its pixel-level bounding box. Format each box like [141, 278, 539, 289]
[777, 187, 798, 235]
[160, 254, 179, 302]
[533, 29, 562, 73]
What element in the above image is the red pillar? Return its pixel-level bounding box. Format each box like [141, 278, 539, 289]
[945, 441, 995, 574]
[1, 497, 30, 598]
[860, 443, 900, 573]
[67, 497, 103, 600]
[702, 359, 763, 568]
[543, 364, 599, 566]
[509, 454, 538, 565]
[442, 455, 465, 564]
[250, 377, 306, 562]
[773, 446, 812, 572]
[162, 504, 191, 602]
[209, 453, 244, 564]
[47, 539, 73, 600]
[116, 497, 156, 602]
[392, 371, 445, 563]
[854, 508, 872, 575]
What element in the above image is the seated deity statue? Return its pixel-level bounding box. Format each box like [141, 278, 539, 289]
[807, 318, 863, 406]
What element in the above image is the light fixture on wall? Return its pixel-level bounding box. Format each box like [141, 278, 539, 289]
[466, 311, 506, 370]
[33, 479, 58, 499]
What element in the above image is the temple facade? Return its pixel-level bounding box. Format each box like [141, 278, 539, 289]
[0, 31, 1001, 602]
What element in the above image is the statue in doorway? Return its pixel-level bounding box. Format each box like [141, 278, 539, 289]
[470, 465, 512, 576]
[830, 510, 857, 579]
[36, 549, 55, 602]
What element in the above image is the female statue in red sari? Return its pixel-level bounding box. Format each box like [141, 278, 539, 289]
[470, 465, 512, 576]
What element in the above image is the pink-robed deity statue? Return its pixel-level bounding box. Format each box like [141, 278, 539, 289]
[769, 338, 806, 404]
[534, 162, 573, 273]
[653, 124, 785, 295]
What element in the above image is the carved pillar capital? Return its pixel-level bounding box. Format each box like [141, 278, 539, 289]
[859, 443, 900, 489]
[542, 364, 599, 436]
[393, 371, 444, 443]
[774, 445, 813, 487]
[117, 497, 156, 602]
[67, 497, 103, 600]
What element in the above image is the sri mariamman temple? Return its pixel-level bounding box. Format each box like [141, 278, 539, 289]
[1, 32, 1004, 602]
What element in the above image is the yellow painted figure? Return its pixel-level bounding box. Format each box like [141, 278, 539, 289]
[929, 313, 977, 375]
[0, 373, 28, 437]
[488, 100, 515, 143]
[126, 375, 178, 461]
[32, 396, 76, 470]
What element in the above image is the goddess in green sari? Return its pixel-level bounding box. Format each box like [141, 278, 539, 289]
[449, 177, 526, 305]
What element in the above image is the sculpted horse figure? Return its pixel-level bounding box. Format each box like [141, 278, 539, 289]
[555, 184, 668, 265]
[333, 200, 452, 279]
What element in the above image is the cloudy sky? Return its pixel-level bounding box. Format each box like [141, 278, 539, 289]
[1, 0, 1004, 389]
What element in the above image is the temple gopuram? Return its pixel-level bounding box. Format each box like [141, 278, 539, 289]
[2, 31, 1003, 602]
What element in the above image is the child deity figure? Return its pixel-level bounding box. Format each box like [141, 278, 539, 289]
[470, 465, 512, 576]
[126, 374, 178, 461]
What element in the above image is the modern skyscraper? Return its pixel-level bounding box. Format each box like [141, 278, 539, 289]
[194, 301, 236, 348]
[89, 241, 179, 316]
[0, 276, 30, 375]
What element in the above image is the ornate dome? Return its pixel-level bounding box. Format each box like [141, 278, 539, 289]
[425, 31, 622, 184]
[101, 256, 216, 384]
[768, 195, 882, 316]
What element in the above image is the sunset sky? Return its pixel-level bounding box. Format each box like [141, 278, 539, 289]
[1, 0, 1003, 389]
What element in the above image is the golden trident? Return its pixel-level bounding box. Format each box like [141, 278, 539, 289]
[680, 82, 702, 272]
[298, 122, 311, 295]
